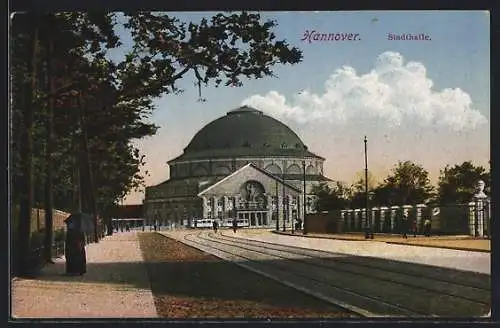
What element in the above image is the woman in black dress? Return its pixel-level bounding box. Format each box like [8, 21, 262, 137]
[65, 229, 87, 275]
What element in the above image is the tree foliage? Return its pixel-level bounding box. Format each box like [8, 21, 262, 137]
[10, 10, 304, 257]
[437, 161, 490, 205]
[310, 181, 351, 211]
[373, 161, 434, 206]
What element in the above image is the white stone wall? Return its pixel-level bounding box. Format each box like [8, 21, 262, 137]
[339, 202, 491, 237]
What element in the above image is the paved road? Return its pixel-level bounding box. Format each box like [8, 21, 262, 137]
[234, 230, 490, 274]
[161, 229, 490, 318]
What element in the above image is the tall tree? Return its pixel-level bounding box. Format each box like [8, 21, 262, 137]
[380, 161, 434, 205]
[437, 161, 490, 204]
[11, 13, 40, 275]
[310, 181, 350, 211]
[349, 171, 378, 208]
[10, 11, 304, 273]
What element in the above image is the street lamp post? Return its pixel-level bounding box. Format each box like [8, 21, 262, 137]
[275, 179, 279, 232]
[282, 174, 286, 232]
[364, 136, 374, 239]
[302, 160, 307, 235]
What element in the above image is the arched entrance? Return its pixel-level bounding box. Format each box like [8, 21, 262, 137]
[236, 180, 269, 227]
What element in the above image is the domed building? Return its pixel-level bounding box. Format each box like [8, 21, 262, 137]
[143, 105, 332, 228]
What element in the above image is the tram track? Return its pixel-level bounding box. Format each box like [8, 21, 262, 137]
[198, 232, 488, 316]
[166, 230, 490, 317]
[177, 231, 434, 317]
[213, 231, 490, 304]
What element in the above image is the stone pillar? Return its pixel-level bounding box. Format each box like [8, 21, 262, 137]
[476, 198, 485, 238]
[472, 180, 489, 238]
[346, 209, 353, 231]
[372, 207, 378, 232]
[379, 207, 388, 232]
[340, 210, 346, 231]
[361, 208, 367, 230]
[351, 210, 356, 230]
[416, 204, 426, 233]
[202, 197, 209, 219]
[487, 199, 491, 237]
[402, 205, 412, 218]
[403, 205, 414, 233]
[390, 206, 400, 233]
[354, 209, 361, 231]
[468, 201, 476, 236]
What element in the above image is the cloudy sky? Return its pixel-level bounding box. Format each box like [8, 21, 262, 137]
[107, 11, 490, 204]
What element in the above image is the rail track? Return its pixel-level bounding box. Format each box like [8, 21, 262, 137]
[164, 230, 490, 318]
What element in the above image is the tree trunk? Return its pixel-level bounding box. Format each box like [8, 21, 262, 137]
[44, 26, 55, 263]
[77, 93, 99, 242]
[17, 25, 38, 276]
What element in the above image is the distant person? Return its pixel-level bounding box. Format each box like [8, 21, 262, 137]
[194, 220, 198, 229]
[212, 220, 219, 233]
[232, 218, 238, 233]
[126, 224, 130, 232]
[423, 219, 431, 237]
[295, 218, 303, 231]
[153, 224, 157, 231]
[401, 214, 408, 239]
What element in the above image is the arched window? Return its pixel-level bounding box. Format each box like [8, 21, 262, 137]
[264, 164, 282, 175]
[306, 164, 317, 175]
[192, 165, 209, 176]
[286, 164, 302, 175]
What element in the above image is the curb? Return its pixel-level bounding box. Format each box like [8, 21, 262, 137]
[271, 231, 490, 253]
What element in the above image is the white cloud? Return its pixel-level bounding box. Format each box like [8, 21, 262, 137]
[242, 51, 487, 131]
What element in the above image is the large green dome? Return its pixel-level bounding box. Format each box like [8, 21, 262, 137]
[172, 106, 321, 161]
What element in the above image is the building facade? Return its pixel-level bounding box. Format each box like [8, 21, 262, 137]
[143, 105, 332, 228]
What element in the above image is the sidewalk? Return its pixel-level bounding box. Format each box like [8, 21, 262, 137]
[11, 231, 158, 319]
[273, 231, 490, 253]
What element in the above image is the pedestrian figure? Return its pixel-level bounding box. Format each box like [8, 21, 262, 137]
[295, 218, 303, 231]
[423, 219, 431, 237]
[126, 224, 130, 232]
[153, 224, 157, 231]
[212, 220, 219, 233]
[401, 214, 408, 239]
[65, 229, 87, 275]
[232, 218, 238, 233]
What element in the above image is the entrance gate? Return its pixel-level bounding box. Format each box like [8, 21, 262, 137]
[238, 211, 269, 227]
